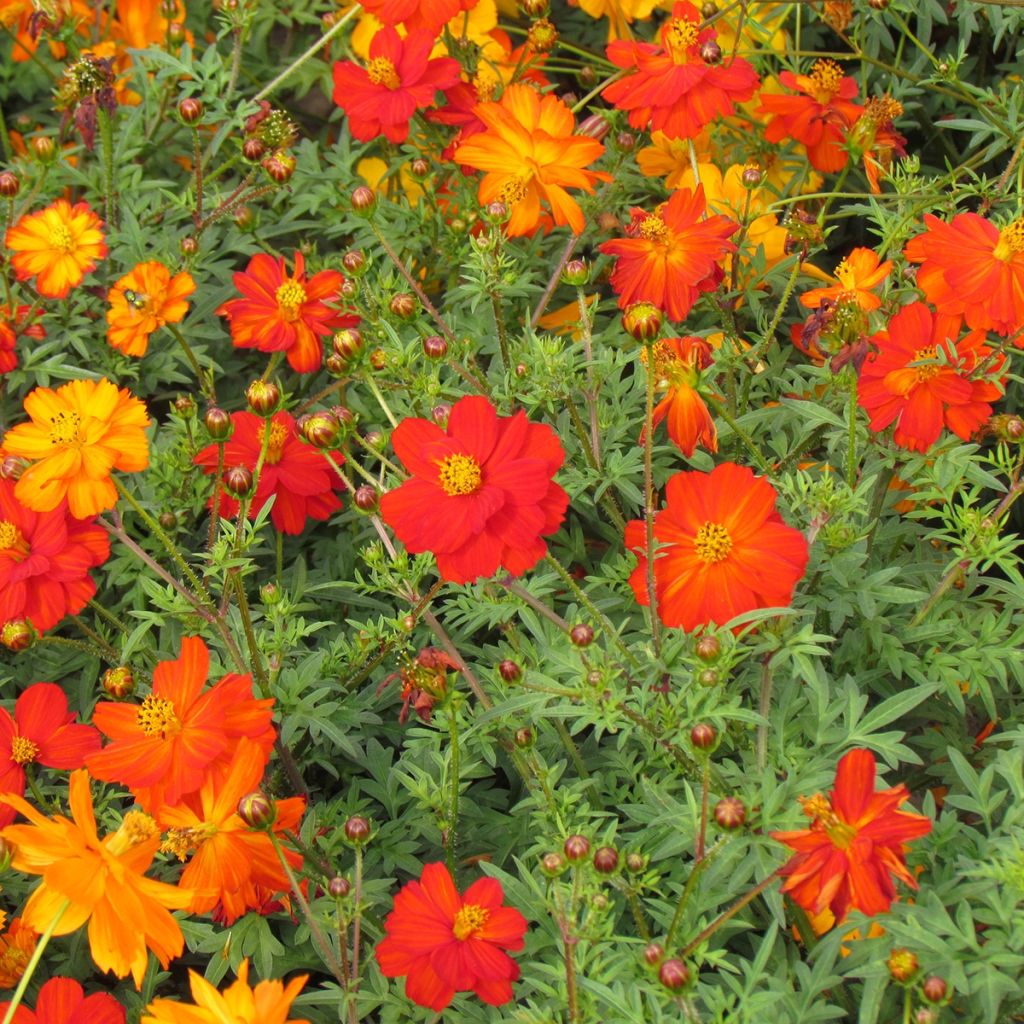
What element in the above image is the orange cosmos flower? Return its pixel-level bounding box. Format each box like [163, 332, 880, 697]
[0, 769, 193, 987]
[599, 186, 737, 322]
[106, 261, 195, 357]
[0, 917, 36, 989]
[0, 305, 45, 375]
[800, 247, 893, 312]
[904, 211, 1024, 336]
[626, 462, 809, 632]
[86, 636, 276, 813]
[854, 96, 906, 194]
[453, 84, 611, 236]
[642, 337, 718, 457]
[141, 959, 308, 1024]
[771, 749, 932, 921]
[217, 252, 353, 373]
[5, 200, 107, 298]
[577, 0, 661, 41]
[2, 378, 150, 519]
[376, 862, 528, 1011]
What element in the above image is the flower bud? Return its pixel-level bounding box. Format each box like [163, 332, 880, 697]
[914, 1011, 937, 1024]
[260, 582, 281, 605]
[701, 1, 717, 16]
[237, 790, 275, 827]
[354, 485, 378, 512]
[569, 624, 594, 647]
[498, 659, 521, 682]
[515, 362, 527, 377]
[1, 620, 33, 652]
[342, 249, 366, 275]
[180, 235, 199, 256]
[174, 394, 195, 417]
[887, 948, 919, 983]
[689, 723, 717, 751]
[741, 163, 764, 188]
[350, 185, 376, 215]
[422, 335, 447, 359]
[643, 942, 664, 966]
[329, 875, 351, 897]
[921, 976, 948, 1004]
[614, 130, 637, 153]
[713, 796, 746, 829]
[344, 815, 371, 843]
[409, 157, 429, 178]
[576, 114, 609, 142]
[868, 0, 889, 7]
[299, 412, 341, 449]
[234, 205, 254, 230]
[431, 404, 450, 426]
[401, 614, 416, 631]
[0, 456, 26, 481]
[695, 636, 720, 662]
[593, 845, 619, 874]
[540, 851, 567, 876]
[518, 0, 548, 14]
[697, 667, 720, 687]
[527, 16, 558, 50]
[0, 172, 19, 198]
[988, 413, 1024, 441]
[158, 512, 177, 530]
[389, 292, 417, 319]
[242, 137, 266, 162]
[204, 406, 233, 440]
[364, 430, 385, 449]
[178, 97, 204, 123]
[482, 201, 507, 223]
[102, 666, 136, 699]
[622, 302, 663, 341]
[223, 465, 254, 497]
[561, 259, 589, 286]
[168, 20, 186, 42]
[563, 834, 590, 862]
[325, 353, 347, 376]
[699, 40, 722, 64]
[658, 959, 691, 991]
[514, 726, 535, 748]
[246, 379, 280, 415]
[625, 851, 646, 873]
[31, 136, 55, 162]
[263, 151, 295, 184]
[333, 328, 363, 361]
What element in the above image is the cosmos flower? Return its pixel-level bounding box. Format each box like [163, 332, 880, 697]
[105, 260, 195, 357]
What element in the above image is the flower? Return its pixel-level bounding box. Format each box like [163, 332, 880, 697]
[603, 1, 759, 139]
[0, 917, 36, 989]
[1, 378, 150, 519]
[0, 976, 124, 1023]
[376, 862, 527, 1011]
[5, 199, 107, 298]
[0, 477, 110, 632]
[105, 261, 196, 357]
[141, 959, 307, 1024]
[453, 83, 611, 236]
[86, 636, 276, 813]
[904, 212, 1024, 336]
[800, 247, 893, 312]
[857, 302, 1003, 453]
[577, 0, 661, 41]
[0, 770, 193, 987]
[0, 305, 45, 375]
[379, 395, 568, 585]
[332, 27, 460, 144]
[758, 59, 863, 172]
[193, 411, 345, 535]
[625, 462, 809, 632]
[380, 647, 458, 725]
[217, 252, 353, 374]
[854, 96, 906, 194]
[0, 682, 101, 826]
[771, 749, 933, 921]
[598, 187, 737, 322]
[641, 337, 718, 457]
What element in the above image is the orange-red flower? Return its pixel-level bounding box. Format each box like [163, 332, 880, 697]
[904, 212, 1024, 336]
[771, 749, 932, 921]
[454, 83, 610, 236]
[376, 862, 527, 1011]
[217, 252, 352, 373]
[0, 770, 193, 987]
[332, 27, 460, 144]
[86, 636, 276, 813]
[0, 477, 109, 632]
[0, 305, 45, 375]
[0, 916, 36, 990]
[2, 379, 150, 519]
[857, 302, 1003, 453]
[603, 1, 759, 139]
[759, 60, 863, 172]
[5, 200, 107, 298]
[193, 411, 345, 535]
[0, 976, 124, 1022]
[380, 395, 568, 585]
[355, 0, 461, 32]
[854, 96, 906, 194]
[642, 337, 718, 457]
[800, 247, 892, 312]
[599, 187, 737, 322]
[106, 261, 195, 357]
[626, 462, 809, 632]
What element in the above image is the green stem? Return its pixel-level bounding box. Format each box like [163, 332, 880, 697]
[706, 396, 772, 474]
[695, 756, 709, 861]
[0, 900, 68, 1024]
[642, 342, 662, 656]
[363, 373, 398, 428]
[98, 108, 117, 228]
[679, 874, 778, 958]
[665, 841, 722, 950]
[491, 291, 511, 377]
[446, 701, 460, 876]
[756, 654, 774, 771]
[845, 369, 859, 486]
[167, 323, 214, 400]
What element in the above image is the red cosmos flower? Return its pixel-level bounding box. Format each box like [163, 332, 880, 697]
[0, 305, 45, 375]
[217, 252, 352, 374]
[379, 396, 568, 585]
[193, 411, 344, 535]
[857, 302, 1003, 453]
[642, 337, 718, 457]
[0, 683, 101, 827]
[86, 636, 276, 813]
[331, 27, 460, 144]
[357, 0, 463, 33]
[376, 862, 528, 1011]
[626, 462, 809, 632]
[0, 478, 110, 633]
[904, 212, 1024, 336]
[759, 60, 864, 173]
[771, 749, 932, 921]
[0, 976, 125, 1024]
[603, 1, 759, 139]
[599, 187, 737, 322]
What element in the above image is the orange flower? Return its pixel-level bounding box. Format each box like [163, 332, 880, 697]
[0, 304, 45, 375]
[2, 378, 150, 519]
[642, 337, 718, 457]
[854, 96, 906, 194]
[771, 749, 932, 921]
[5, 200, 107, 298]
[0, 769, 193, 986]
[577, 0, 661, 41]
[0, 917, 36, 988]
[141, 959, 308, 1024]
[106, 261, 196, 357]
[86, 636, 276, 813]
[454, 84, 611, 236]
[799, 247, 892, 312]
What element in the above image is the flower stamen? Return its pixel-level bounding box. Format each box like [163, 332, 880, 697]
[437, 454, 482, 496]
[136, 694, 182, 739]
[275, 280, 307, 322]
[452, 903, 490, 941]
[694, 521, 733, 563]
[366, 56, 401, 89]
[10, 736, 39, 765]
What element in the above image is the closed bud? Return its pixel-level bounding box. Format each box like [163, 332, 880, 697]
[246, 378, 280, 415]
[364, 430, 385, 449]
[329, 875, 351, 897]
[579, 66, 597, 87]
[887, 948, 919, 983]
[741, 163, 764, 187]
[614, 130, 637, 152]
[643, 943, 664, 966]
[922, 976, 948, 1004]
[422, 335, 447, 359]
[174, 395, 195, 417]
[0, 456, 26, 481]
[1, 620, 33, 652]
[299, 412, 341, 449]
[593, 845, 619, 873]
[714, 796, 746, 829]
[623, 302, 662, 341]
[540, 851, 566, 876]
[563, 834, 590, 862]
[514, 726, 534, 748]
[168, 20, 186, 42]
[988, 413, 1024, 441]
[409, 157, 429, 178]
[341, 279, 358, 300]
[325, 353, 347, 376]
[223, 465, 253, 497]
[570, 624, 594, 647]
[690, 723, 717, 751]
[658, 959, 691, 991]
[591, 892, 609, 911]
[561, 259, 589, 286]
[344, 815, 371, 843]
[178, 97, 203, 123]
[915, 1011, 937, 1024]
[401, 614, 416, 631]
[180, 235, 199, 256]
[697, 667, 720, 687]
[695, 635, 720, 660]
[263, 151, 295, 184]
[31, 136, 55, 162]
[158, 512, 177, 530]
[701, 1, 717, 16]
[0, 172, 19, 198]
[699, 40, 722, 64]
[625, 851, 646, 873]
[431, 403, 450, 425]
[515, 362, 527, 377]
[350, 185, 376, 215]
[204, 406, 233, 439]
[260, 582, 281, 605]
[242, 137, 266, 162]
[576, 114, 609, 141]
[389, 293, 417, 319]
[234, 205, 253, 230]
[342, 249, 366, 275]
[868, 0, 889, 8]
[238, 791, 275, 828]
[518, 0, 548, 14]
[482, 201, 507, 223]
[354, 485, 378, 512]
[102, 666, 135, 699]
[369, 349, 387, 371]
[333, 328, 363, 361]
[499, 659, 521, 682]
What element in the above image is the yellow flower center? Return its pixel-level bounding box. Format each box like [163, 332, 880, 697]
[108, 810, 159, 855]
[47, 222, 75, 254]
[437, 453, 482, 496]
[642, 341, 694, 390]
[0, 520, 29, 560]
[800, 793, 857, 850]
[367, 56, 400, 89]
[664, 17, 699, 61]
[48, 410, 83, 448]
[275, 279, 307, 322]
[809, 58, 844, 101]
[694, 521, 733, 563]
[912, 345, 940, 382]
[452, 903, 490, 941]
[639, 215, 670, 244]
[10, 735, 39, 765]
[864, 95, 903, 126]
[0, 944, 30, 986]
[160, 823, 218, 861]
[136, 694, 182, 739]
[500, 176, 529, 207]
[266, 420, 289, 464]
[993, 217, 1024, 262]
[473, 70, 497, 102]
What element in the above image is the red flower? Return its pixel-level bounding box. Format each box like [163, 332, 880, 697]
[376, 862, 527, 1011]
[904, 212, 1024, 336]
[380, 396, 568, 585]
[217, 252, 352, 374]
[771, 749, 932, 921]
[0, 976, 124, 1024]
[643, 337, 717, 457]
[603, 1, 759, 140]
[625, 462, 809, 632]
[599, 187, 737, 322]
[357, 0, 461, 32]
[0, 683, 101, 827]
[331, 27, 460, 144]
[0, 478, 110, 633]
[857, 302, 1003, 453]
[759, 60, 863, 172]
[0, 305, 45, 375]
[193, 411, 344, 535]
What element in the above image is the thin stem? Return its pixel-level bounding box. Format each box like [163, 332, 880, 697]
[696, 756, 710, 861]
[351, 845, 364, 1007]
[679, 874, 778, 959]
[706, 396, 772, 474]
[0, 900, 68, 1024]
[575, 287, 601, 466]
[845, 369, 859, 486]
[98, 108, 117, 228]
[503, 578, 571, 630]
[564, 398, 627, 531]
[363, 373, 399, 428]
[491, 291, 511, 376]
[191, 127, 204, 226]
[642, 342, 662, 656]
[167, 323, 214, 400]
[756, 654, 774, 771]
[530, 235, 578, 329]
[446, 701, 460, 875]
[665, 840, 723, 949]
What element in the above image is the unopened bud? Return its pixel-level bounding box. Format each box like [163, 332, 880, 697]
[690, 723, 717, 750]
[180, 235, 199, 256]
[482, 201, 507, 223]
[622, 302, 663, 341]
[263, 151, 295, 184]
[614, 130, 637, 153]
[741, 164, 764, 187]
[350, 185, 376, 215]
[173, 395, 195, 416]
[713, 796, 746, 829]
[569, 624, 594, 647]
[561, 259, 589, 286]
[431, 404, 450, 425]
[625, 851, 646, 873]
[422, 335, 447, 359]
[563, 834, 590, 862]
[167, 20, 186, 43]
[178, 97, 203, 123]
[498, 659, 521, 682]
[31, 136, 55, 162]
[0, 172, 19, 198]
[299, 412, 341, 449]
[695, 635, 720, 660]
[409, 157, 429, 178]
[643, 943, 664, 966]
[246, 379, 280, 415]
[514, 726, 534, 748]
[540, 851, 566, 876]
[242, 137, 266, 162]
[353, 485, 378, 512]
[158, 512, 177, 530]
[1, 620, 33, 652]
[342, 249, 366, 275]
[333, 328, 363, 361]
[329, 875, 351, 897]
[204, 406, 232, 440]
[389, 293, 417, 319]
[658, 959, 691, 991]
[868, 0, 889, 8]
[237, 790, 275, 827]
[234, 205, 253, 230]
[223, 465, 254, 497]
[699, 40, 722, 64]
[697, 667, 720, 687]
[922, 976, 948, 1004]
[593, 845, 619, 873]
[576, 114, 609, 141]
[369, 348, 387, 371]
[518, 0, 548, 14]
[344, 815, 371, 843]
[887, 948, 919, 983]
[260, 582, 281, 605]
[0, 456, 26, 481]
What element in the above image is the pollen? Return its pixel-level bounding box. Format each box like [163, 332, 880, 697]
[275, 279, 307, 321]
[136, 694, 182, 739]
[993, 217, 1024, 261]
[911, 345, 940, 381]
[638, 215, 670, 244]
[664, 17, 700, 60]
[500, 176, 529, 207]
[366, 56, 400, 89]
[437, 453, 482, 496]
[9, 736, 39, 765]
[109, 810, 160, 855]
[48, 410, 83, 447]
[799, 793, 856, 849]
[694, 521, 733, 563]
[452, 903, 490, 941]
[809, 59, 845, 100]
[161, 823, 217, 861]
[266, 420, 289, 464]
[864, 95, 903, 125]
[0, 521, 27, 559]
[47, 222, 75, 254]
